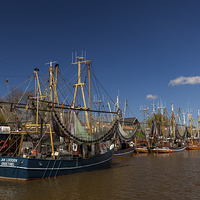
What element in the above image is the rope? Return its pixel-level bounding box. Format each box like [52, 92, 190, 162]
[0, 76, 33, 100]
[90, 65, 115, 105]
[18, 78, 33, 104]
[1, 135, 22, 155]
[32, 132, 47, 152]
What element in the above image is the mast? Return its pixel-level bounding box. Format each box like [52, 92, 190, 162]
[146, 108, 151, 129]
[164, 108, 171, 136]
[122, 99, 127, 127]
[171, 103, 175, 139]
[71, 57, 91, 132]
[107, 101, 113, 121]
[176, 107, 180, 139]
[157, 106, 160, 136]
[197, 110, 200, 137]
[88, 60, 92, 136]
[158, 104, 165, 141]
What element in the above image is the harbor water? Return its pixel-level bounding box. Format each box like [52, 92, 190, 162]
[0, 150, 200, 200]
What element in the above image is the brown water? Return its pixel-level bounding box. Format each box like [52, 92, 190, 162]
[0, 150, 200, 200]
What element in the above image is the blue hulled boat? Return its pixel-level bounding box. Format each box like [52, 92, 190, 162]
[0, 147, 114, 180]
[0, 57, 119, 180]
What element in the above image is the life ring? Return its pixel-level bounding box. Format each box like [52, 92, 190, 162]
[0, 140, 6, 149]
[73, 143, 78, 151]
[101, 143, 106, 150]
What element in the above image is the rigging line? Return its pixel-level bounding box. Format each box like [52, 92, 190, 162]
[57, 65, 88, 103]
[32, 132, 46, 152]
[57, 77, 76, 96]
[90, 69, 115, 105]
[58, 69, 77, 93]
[18, 78, 33, 104]
[57, 71, 76, 96]
[57, 72, 74, 104]
[59, 63, 75, 77]
[0, 59, 25, 69]
[2, 135, 22, 155]
[91, 75, 101, 109]
[90, 64, 103, 104]
[29, 73, 49, 97]
[62, 66, 78, 84]
[126, 104, 136, 117]
[14, 77, 34, 123]
[126, 104, 135, 117]
[82, 65, 88, 83]
[79, 74, 101, 111]
[0, 76, 34, 100]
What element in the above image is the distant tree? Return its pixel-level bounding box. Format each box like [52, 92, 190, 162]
[150, 113, 169, 126]
[1, 88, 34, 129]
[134, 131, 146, 139]
[6, 88, 30, 104]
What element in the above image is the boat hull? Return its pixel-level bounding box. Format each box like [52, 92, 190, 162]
[0, 148, 114, 180]
[113, 147, 135, 157]
[153, 146, 186, 153]
[152, 147, 171, 153]
[169, 145, 186, 152]
[135, 147, 150, 153]
[186, 145, 200, 150]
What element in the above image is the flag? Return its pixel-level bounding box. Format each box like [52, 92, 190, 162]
[6, 79, 8, 84]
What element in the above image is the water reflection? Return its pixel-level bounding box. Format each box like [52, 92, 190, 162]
[0, 151, 200, 200]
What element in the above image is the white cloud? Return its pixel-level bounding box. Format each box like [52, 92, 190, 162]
[146, 94, 158, 100]
[169, 76, 200, 86]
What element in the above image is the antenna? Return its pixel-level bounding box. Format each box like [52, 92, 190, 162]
[152, 100, 156, 114]
[75, 52, 77, 62]
[140, 106, 149, 124]
[72, 52, 73, 63]
[158, 100, 165, 115]
[171, 102, 174, 112]
[45, 60, 57, 67]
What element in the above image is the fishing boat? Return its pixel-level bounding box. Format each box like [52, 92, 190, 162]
[112, 99, 138, 156]
[135, 139, 150, 153]
[152, 140, 186, 153]
[151, 105, 186, 153]
[136, 105, 186, 154]
[113, 146, 135, 156]
[185, 114, 200, 150]
[186, 138, 200, 150]
[186, 144, 200, 150]
[135, 146, 150, 153]
[0, 57, 119, 180]
[113, 120, 137, 156]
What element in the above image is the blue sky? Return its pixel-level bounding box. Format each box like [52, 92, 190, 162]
[1, 0, 200, 125]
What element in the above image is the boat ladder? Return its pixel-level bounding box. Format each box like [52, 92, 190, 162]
[49, 160, 57, 178]
[42, 160, 51, 178]
[54, 160, 62, 178]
